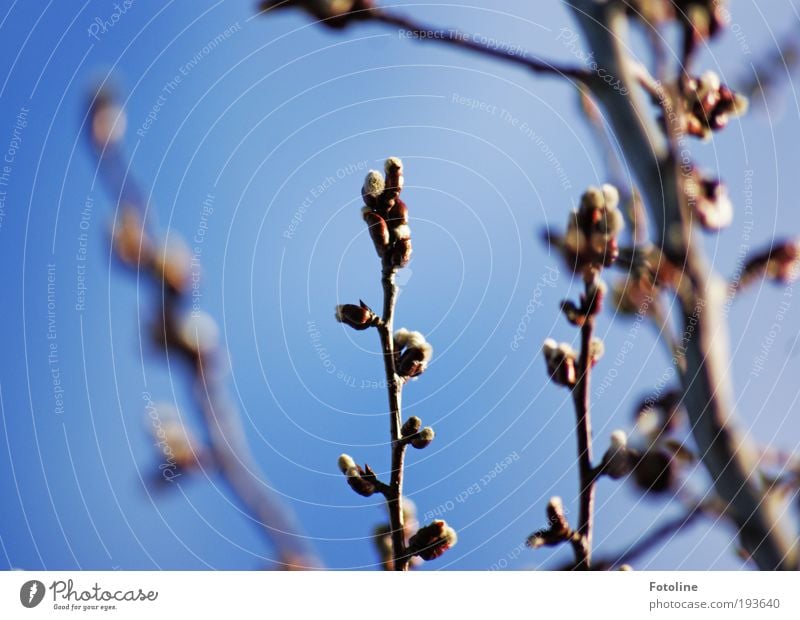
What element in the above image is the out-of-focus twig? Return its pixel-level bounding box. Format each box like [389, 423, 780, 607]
[87, 89, 322, 570]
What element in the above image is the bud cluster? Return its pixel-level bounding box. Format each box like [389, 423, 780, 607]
[401, 416, 435, 449]
[563, 184, 625, 273]
[541, 339, 577, 387]
[679, 71, 748, 140]
[361, 157, 412, 268]
[334, 300, 379, 330]
[112, 207, 220, 366]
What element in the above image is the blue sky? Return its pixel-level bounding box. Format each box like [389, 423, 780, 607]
[1, 0, 799, 570]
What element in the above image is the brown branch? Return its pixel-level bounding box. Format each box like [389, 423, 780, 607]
[377, 263, 410, 571]
[570, 274, 599, 569]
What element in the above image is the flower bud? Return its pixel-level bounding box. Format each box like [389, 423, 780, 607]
[338, 453, 356, 474]
[362, 170, 385, 208]
[542, 338, 577, 387]
[527, 496, 572, 549]
[337, 454, 377, 497]
[335, 300, 378, 330]
[408, 520, 458, 561]
[678, 71, 748, 140]
[401, 416, 422, 437]
[410, 426, 434, 449]
[177, 310, 220, 359]
[394, 329, 432, 378]
[563, 185, 625, 271]
[686, 173, 733, 231]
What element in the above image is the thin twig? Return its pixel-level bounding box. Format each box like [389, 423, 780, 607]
[377, 263, 409, 571]
[570, 273, 599, 569]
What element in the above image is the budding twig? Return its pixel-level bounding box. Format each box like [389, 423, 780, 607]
[336, 158, 454, 570]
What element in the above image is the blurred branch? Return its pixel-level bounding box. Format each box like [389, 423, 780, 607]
[87, 89, 322, 570]
[567, 0, 797, 569]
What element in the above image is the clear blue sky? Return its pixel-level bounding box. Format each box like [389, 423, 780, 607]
[1, 0, 799, 570]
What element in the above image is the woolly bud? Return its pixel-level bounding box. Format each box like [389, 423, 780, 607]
[527, 496, 572, 549]
[335, 300, 378, 330]
[542, 338, 577, 387]
[362, 170, 385, 208]
[563, 184, 625, 271]
[408, 520, 458, 561]
[410, 426, 435, 449]
[396, 332, 432, 379]
[337, 455, 377, 497]
[401, 416, 422, 437]
[338, 454, 356, 474]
